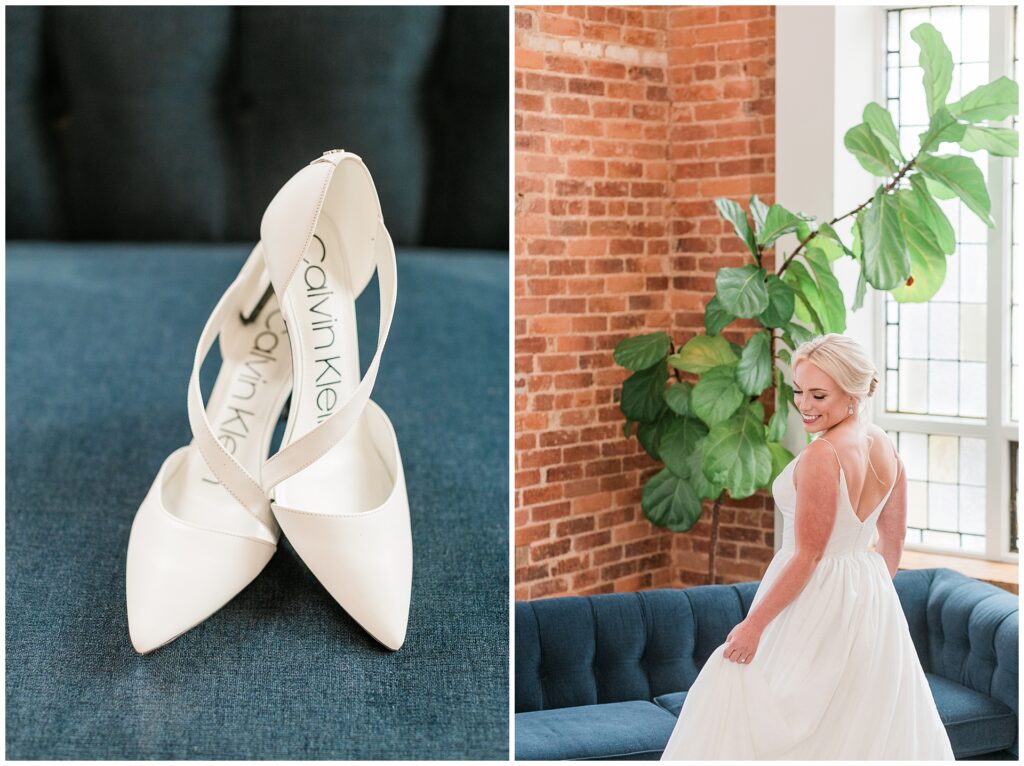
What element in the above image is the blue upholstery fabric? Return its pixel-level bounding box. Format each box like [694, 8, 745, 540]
[4, 7, 508, 248]
[515, 701, 678, 761]
[6, 244, 508, 759]
[50, 7, 233, 241]
[422, 7, 509, 250]
[515, 570, 1017, 760]
[652, 691, 687, 717]
[5, 6, 59, 238]
[514, 582, 758, 713]
[927, 673, 1018, 757]
[234, 7, 443, 246]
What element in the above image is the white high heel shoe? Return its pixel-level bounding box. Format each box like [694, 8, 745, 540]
[259, 150, 412, 650]
[125, 246, 292, 654]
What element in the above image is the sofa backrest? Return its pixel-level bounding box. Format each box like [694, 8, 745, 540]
[515, 583, 759, 713]
[516, 568, 1018, 721]
[893, 568, 1018, 730]
[6, 6, 508, 249]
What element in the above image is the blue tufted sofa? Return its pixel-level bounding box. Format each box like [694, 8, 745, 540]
[6, 7, 508, 760]
[515, 568, 1018, 760]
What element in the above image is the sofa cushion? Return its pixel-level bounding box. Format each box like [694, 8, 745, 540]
[515, 584, 758, 713]
[234, 7, 443, 246]
[50, 7, 233, 241]
[6, 6, 60, 238]
[515, 701, 678, 761]
[927, 673, 1018, 758]
[421, 7, 508, 250]
[5, 243, 509, 759]
[652, 690, 687, 717]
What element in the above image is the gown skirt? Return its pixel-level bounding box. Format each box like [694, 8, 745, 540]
[660, 448, 955, 760]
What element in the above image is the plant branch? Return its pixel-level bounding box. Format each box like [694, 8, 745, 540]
[707, 496, 722, 585]
[668, 341, 683, 382]
[775, 158, 917, 277]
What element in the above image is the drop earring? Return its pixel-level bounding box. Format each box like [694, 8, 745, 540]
[847, 403, 855, 415]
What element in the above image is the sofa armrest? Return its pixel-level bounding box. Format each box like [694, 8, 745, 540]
[922, 569, 1018, 754]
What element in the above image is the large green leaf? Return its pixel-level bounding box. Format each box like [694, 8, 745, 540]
[659, 415, 710, 478]
[916, 153, 993, 227]
[668, 334, 737, 374]
[736, 331, 773, 395]
[704, 403, 773, 499]
[767, 442, 797, 486]
[715, 264, 769, 318]
[861, 188, 908, 290]
[767, 369, 792, 443]
[757, 204, 803, 247]
[636, 410, 673, 459]
[749, 195, 770, 238]
[685, 439, 725, 500]
[924, 176, 957, 200]
[642, 469, 703, 532]
[716, 198, 759, 259]
[613, 331, 671, 371]
[947, 76, 1019, 123]
[918, 107, 966, 151]
[620, 362, 667, 422]
[757, 275, 796, 328]
[704, 294, 734, 336]
[844, 122, 897, 176]
[959, 125, 1019, 157]
[909, 175, 955, 255]
[819, 222, 855, 259]
[783, 261, 826, 333]
[664, 381, 693, 416]
[890, 188, 947, 303]
[852, 265, 867, 311]
[910, 23, 953, 116]
[863, 102, 905, 163]
[783, 320, 816, 348]
[804, 247, 847, 333]
[691, 363, 745, 428]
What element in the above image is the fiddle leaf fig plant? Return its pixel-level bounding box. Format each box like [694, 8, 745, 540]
[613, 23, 1018, 581]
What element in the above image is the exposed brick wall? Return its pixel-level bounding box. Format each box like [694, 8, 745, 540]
[515, 5, 778, 600]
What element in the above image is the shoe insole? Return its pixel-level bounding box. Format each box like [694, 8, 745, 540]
[274, 211, 392, 515]
[165, 281, 292, 542]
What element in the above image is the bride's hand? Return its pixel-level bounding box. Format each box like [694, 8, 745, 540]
[723, 619, 762, 665]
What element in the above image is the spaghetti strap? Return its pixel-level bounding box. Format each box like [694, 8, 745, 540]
[815, 437, 842, 468]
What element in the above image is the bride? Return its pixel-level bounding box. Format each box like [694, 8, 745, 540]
[660, 333, 954, 760]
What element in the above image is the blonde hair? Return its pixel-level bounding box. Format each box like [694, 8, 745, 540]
[791, 333, 879, 410]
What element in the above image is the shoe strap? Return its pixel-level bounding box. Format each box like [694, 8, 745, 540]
[259, 154, 397, 492]
[186, 246, 276, 532]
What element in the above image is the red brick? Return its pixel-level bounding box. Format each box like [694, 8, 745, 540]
[516, 5, 776, 600]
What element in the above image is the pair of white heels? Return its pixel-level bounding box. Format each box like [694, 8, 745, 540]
[125, 151, 412, 654]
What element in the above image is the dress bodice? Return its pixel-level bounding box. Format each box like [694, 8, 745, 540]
[770, 444, 896, 558]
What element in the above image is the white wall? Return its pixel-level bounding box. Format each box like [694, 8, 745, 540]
[774, 5, 885, 549]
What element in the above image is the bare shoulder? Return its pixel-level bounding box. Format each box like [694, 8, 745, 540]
[794, 439, 841, 484]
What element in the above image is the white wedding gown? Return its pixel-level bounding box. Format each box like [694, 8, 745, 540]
[661, 440, 955, 760]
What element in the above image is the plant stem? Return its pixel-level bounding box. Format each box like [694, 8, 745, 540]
[775, 158, 917, 277]
[707, 496, 722, 585]
[668, 341, 683, 382]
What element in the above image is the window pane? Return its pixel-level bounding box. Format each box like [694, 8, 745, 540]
[892, 430, 987, 554]
[959, 362, 985, 418]
[929, 302, 958, 359]
[962, 6, 988, 61]
[959, 304, 986, 363]
[929, 435, 959, 482]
